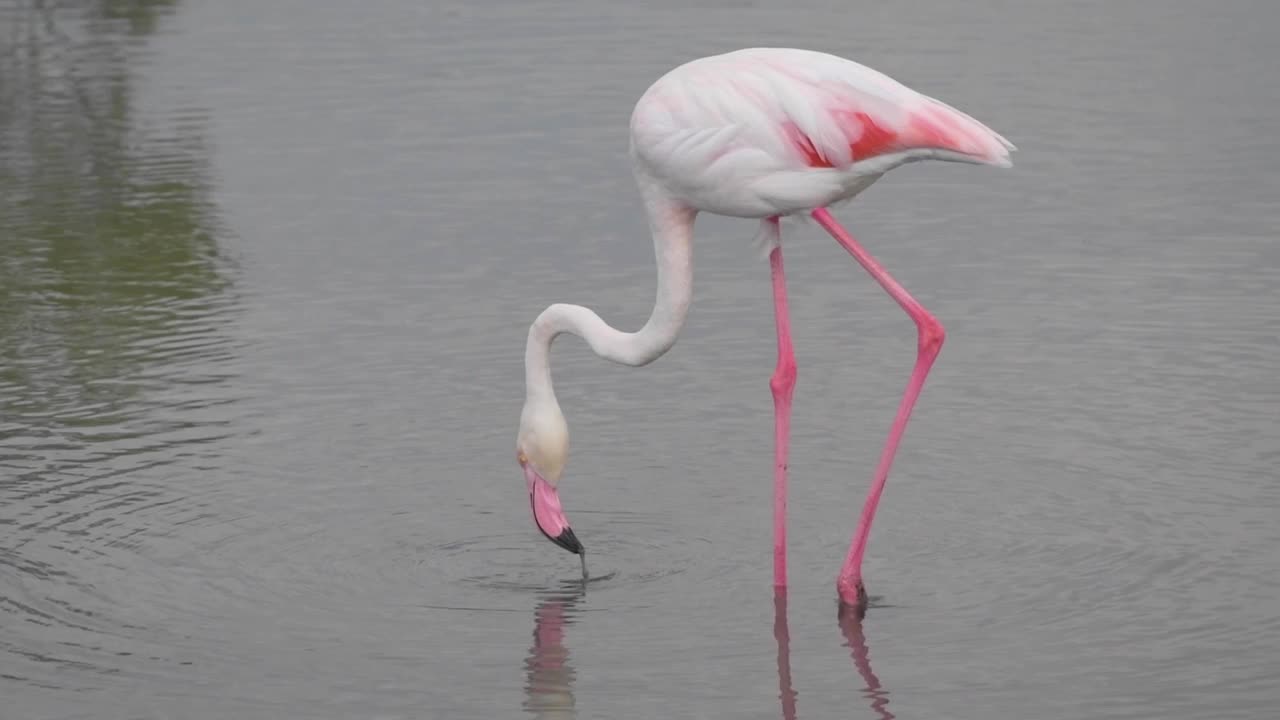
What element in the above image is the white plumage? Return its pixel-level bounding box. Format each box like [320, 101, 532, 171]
[630, 47, 1015, 219]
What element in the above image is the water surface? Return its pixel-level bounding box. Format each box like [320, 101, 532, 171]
[3, 1, 1279, 718]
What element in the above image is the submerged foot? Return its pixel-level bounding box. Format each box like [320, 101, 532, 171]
[837, 579, 869, 620]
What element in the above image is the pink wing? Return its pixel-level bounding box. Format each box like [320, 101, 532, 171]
[763, 50, 1015, 170]
[630, 48, 1014, 214]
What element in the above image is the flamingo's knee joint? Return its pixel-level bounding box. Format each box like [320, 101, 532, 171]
[917, 315, 945, 357]
[770, 362, 797, 396]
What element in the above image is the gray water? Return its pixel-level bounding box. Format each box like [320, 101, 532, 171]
[3, 1, 1279, 718]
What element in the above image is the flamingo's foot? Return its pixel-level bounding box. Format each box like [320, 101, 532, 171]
[836, 578, 869, 620]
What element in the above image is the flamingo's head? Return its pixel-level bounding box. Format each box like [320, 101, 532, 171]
[516, 398, 582, 556]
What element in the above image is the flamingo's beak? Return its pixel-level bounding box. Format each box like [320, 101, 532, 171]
[524, 465, 582, 555]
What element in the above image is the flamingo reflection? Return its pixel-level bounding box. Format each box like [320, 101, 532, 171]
[774, 588, 894, 720]
[523, 590, 583, 719]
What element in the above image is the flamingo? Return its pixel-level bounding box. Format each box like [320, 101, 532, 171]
[515, 47, 1015, 613]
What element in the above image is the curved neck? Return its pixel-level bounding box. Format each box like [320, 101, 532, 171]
[524, 186, 695, 404]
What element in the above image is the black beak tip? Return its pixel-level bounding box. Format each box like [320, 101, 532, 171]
[552, 527, 583, 555]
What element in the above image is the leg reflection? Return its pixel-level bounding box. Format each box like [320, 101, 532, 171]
[772, 588, 894, 720]
[773, 588, 799, 720]
[523, 590, 583, 719]
[838, 605, 894, 720]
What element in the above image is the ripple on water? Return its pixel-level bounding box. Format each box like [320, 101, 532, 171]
[0, 0, 240, 686]
[97, 499, 742, 629]
[445, 508, 744, 607]
[277, 508, 726, 612]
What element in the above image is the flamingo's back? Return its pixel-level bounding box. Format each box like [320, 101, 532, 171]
[629, 48, 1015, 217]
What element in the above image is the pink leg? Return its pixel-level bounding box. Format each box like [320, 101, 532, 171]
[811, 207, 945, 613]
[767, 221, 797, 589]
